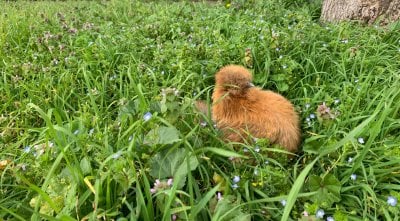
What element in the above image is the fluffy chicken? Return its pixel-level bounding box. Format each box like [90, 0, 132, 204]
[212, 65, 301, 152]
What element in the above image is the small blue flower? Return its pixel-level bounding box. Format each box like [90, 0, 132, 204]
[254, 169, 259, 175]
[20, 164, 27, 171]
[305, 103, 310, 109]
[358, 137, 365, 144]
[280, 200, 286, 206]
[265, 160, 269, 165]
[309, 113, 316, 119]
[327, 216, 335, 221]
[231, 183, 239, 189]
[334, 99, 340, 104]
[143, 112, 152, 122]
[233, 176, 240, 183]
[348, 157, 354, 163]
[316, 209, 325, 218]
[112, 151, 122, 159]
[350, 174, 357, 180]
[23, 146, 31, 153]
[255, 146, 260, 153]
[387, 196, 398, 206]
[282, 65, 287, 69]
[88, 128, 94, 136]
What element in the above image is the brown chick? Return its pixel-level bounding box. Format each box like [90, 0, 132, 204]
[212, 65, 301, 153]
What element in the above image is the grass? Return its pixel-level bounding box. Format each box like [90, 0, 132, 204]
[1, 0, 400, 220]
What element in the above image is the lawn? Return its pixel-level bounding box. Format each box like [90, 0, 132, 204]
[1, 0, 400, 220]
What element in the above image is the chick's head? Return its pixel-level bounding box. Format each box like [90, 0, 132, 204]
[215, 65, 253, 96]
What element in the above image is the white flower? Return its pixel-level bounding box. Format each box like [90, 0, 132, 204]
[233, 176, 240, 183]
[309, 113, 316, 119]
[73, 129, 79, 135]
[358, 137, 365, 144]
[280, 200, 286, 206]
[255, 146, 260, 152]
[316, 209, 325, 218]
[350, 174, 357, 180]
[232, 184, 239, 189]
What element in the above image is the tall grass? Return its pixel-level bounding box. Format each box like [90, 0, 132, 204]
[1, 0, 400, 220]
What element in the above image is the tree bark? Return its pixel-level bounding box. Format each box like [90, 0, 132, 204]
[320, 0, 400, 24]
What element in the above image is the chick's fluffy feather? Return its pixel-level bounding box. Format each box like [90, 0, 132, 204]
[212, 65, 300, 152]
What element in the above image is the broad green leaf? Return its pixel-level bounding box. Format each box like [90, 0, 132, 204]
[307, 174, 341, 207]
[149, 148, 199, 188]
[144, 126, 181, 145]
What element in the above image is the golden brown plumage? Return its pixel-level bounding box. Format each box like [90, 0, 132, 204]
[212, 65, 301, 152]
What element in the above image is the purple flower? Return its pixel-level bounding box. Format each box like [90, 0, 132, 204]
[167, 178, 173, 186]
[217, 192, 223, 201]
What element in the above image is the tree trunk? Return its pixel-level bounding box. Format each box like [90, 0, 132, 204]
[320, 0, 400, 24]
